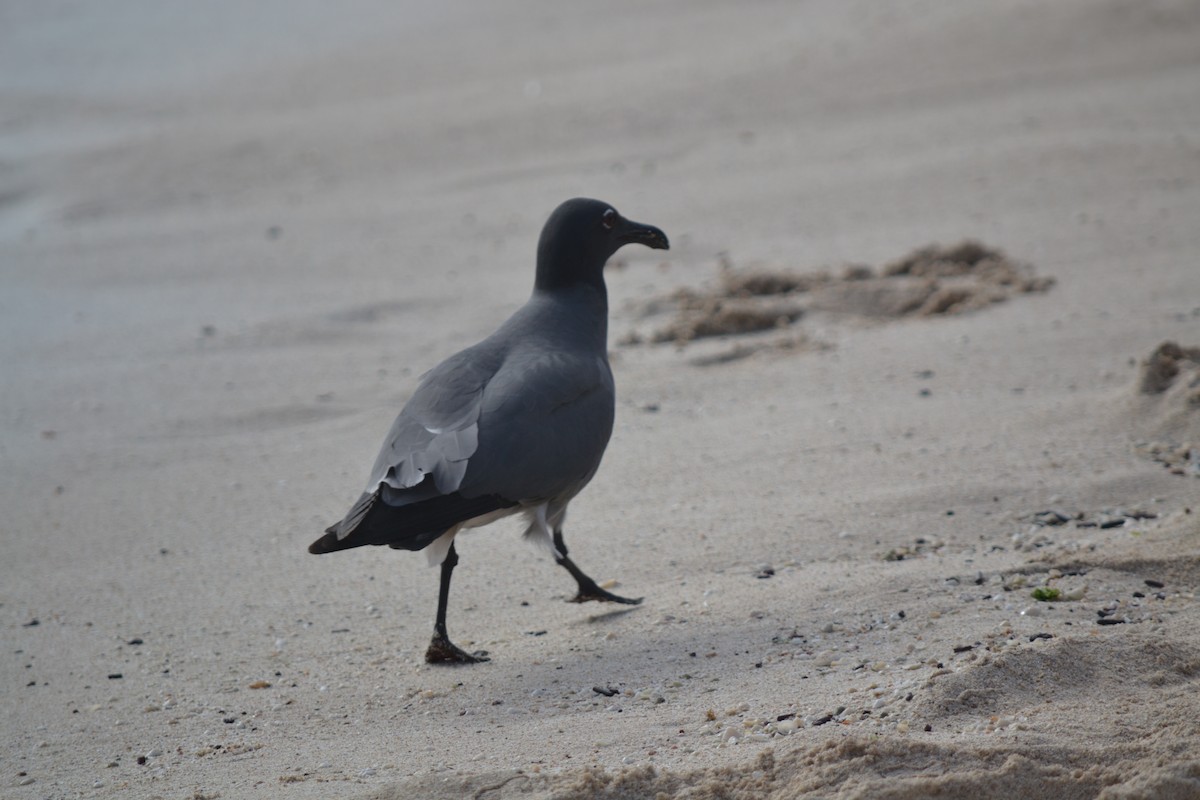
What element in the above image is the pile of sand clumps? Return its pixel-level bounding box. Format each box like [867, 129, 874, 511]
[1132, 341, 1200, 477]
[646, 293, 805, 344]
[1138, 341, 1200, 398]
[626, 241, 1054, 349]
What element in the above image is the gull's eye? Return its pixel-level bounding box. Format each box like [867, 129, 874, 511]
[601, 208, 618, 230]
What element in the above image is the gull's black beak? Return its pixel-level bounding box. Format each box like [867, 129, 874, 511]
[616, 217, 670, 251]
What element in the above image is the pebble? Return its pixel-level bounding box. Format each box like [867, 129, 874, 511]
[146, 748, 161, 758]
[1063, 584, 1088, 601]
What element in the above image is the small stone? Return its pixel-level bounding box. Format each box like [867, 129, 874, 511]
[1063, 584, 1088, 601]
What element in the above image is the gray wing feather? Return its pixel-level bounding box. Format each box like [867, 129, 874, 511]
[367, 343, 499, 499]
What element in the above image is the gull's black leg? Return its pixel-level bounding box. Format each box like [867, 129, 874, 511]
[424, 542, 490, 664]
[553, 529, 642, 605]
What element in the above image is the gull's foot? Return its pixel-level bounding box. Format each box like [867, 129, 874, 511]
[570, 580, 643, 605]
[425, 633, 490, 664]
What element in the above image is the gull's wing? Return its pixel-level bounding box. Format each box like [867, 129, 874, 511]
[312, 321, 615, 556]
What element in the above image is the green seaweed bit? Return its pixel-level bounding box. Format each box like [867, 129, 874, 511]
[1031, 587, 1062, 602]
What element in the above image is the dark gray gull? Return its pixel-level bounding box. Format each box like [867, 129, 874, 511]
[309, 198, 669, 663]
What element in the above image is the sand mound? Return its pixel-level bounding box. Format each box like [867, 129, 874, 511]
[371, 735, 1200, 800]
[627, 242, 1052, 349]
[1131, 341, 1200, 476]
[914, 636, 1200, 722]
[1137, 341, 1200, 396]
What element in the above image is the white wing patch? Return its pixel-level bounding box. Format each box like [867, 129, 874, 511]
[379, 424, 479, 494]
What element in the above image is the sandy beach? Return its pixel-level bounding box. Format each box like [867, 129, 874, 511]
[4, 1, 1200, 797]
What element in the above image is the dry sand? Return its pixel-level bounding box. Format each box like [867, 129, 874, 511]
[4, 1, 1200, 797]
